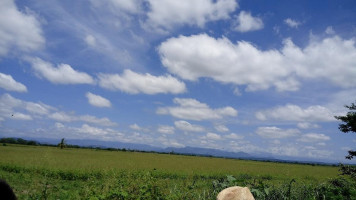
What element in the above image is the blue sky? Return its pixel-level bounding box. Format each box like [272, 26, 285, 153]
[0, 0, 355, 163]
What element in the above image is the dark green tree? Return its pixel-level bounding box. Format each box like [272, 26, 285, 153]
[58, 138, 66, 149]
[335, 101, 356, 180]
[335, 101, 356, 159]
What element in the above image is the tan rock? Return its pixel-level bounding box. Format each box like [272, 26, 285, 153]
[217, 186, 255, 200]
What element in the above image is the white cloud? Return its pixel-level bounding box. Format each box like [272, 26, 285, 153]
[27, 57, 95, 85]
[49, 112, 116, 126]
[159, 34, 290, 91]
[325, 26, 335, 35]
[53, 123, 124, 141]
[49, 112, 73, 122]
[298, 133, 330, 143]
[268, 144, 333, 158]
[157, 136, 185, 148]
[174, 120, 205, 132]
[25, 102, 52, 115]
[86, 92, 111, 108]
[159, 34, 356, 91]
[341, 146, 352, 151]
[284, 18, 301, 28]
[11, 112, 33, 120]
[0, 93, 116, 126]
[157, 98, 237, 121]
[90, 0, 142, 14]
[256, 104, 335, 122]
[0, 0, 44, 56]
[233, 87, 241, 96]
[268, 145, 300, 157]
[157, 125, 175, 134]
[317, 142, 326, 146]
[214, 124, 229, 132]
[0, 93, 52, 120]
[77, 124, 109, 136]
[55, 122, 64, 129]
[282, 36, 356, 88]
[0, 73, 27, 92]
[206, 132, 221, 140]
[256, 126, 300, 139]
[233, 11, 263, 32]
[145, 0, 237, 31]
[224, 133, 244, 140]
[85, 35, 97, 47]
[129, 123, 148, 132]
[98, 69, 186, 94]
[79, 115, 116, 126]
[305, 149, 333, 158]
[297, 122, 319, 129]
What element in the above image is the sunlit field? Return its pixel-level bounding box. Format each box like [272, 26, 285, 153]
[1, 144, 355, 199]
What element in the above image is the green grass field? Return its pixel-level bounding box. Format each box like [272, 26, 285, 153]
[0, 144, 355, 199]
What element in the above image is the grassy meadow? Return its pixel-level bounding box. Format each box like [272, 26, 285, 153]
[0, 144, 355, 199]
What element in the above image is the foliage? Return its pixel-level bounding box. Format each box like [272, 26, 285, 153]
[0, 137, 38, 146]
[58, 138, 66, 149]
[335, 101, 356, 134]
[335, 101, 356, 180]
[339, 164, 356, 180]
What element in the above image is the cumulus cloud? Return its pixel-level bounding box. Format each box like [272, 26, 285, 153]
[27, 57, 95, 85]
[282, 36, 356, 88]
[224, 133, 244, 140]
[298, 133, 330, 143]
[85, 35, 97, 47]
[0, 93, 116, 126]
[256, 126, 300, 139]
[214, 124, 229, 132]
[159, 34, 356, 91]
[11, 112, 33, 120]
[284, 18, 301, 28]
[55, 122, 65, 129]
[76, 124, 120, 136]
[98, 69, 186, 94]
[157, 136, 185, 148]
[233, 11, 264, 32]
[49, 112, 116, 126]
[0, 73, 27, 92]
[268, 144, 333, 158]
[157, 125, 175, 134]
[90, 0, 142, 14]
[0, 93, 53, 121]
[129, 123, 149, 132]
[86, 92, 111, 108]
[256, 104, 335, 122]
[0, 0, 44, 56]
[325, 26, 335, 35]
[174, 120, 205, 132]
[145, 0, 237, 31]
[205, 132, 222, 140]
[78, 124, 109, 135]
[297, 122, 319, 129]
[79, 115, 116, 126]
[159, 34, 291, 91]
[157, 98, 237, 121]
[49, 112, 72, 122]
